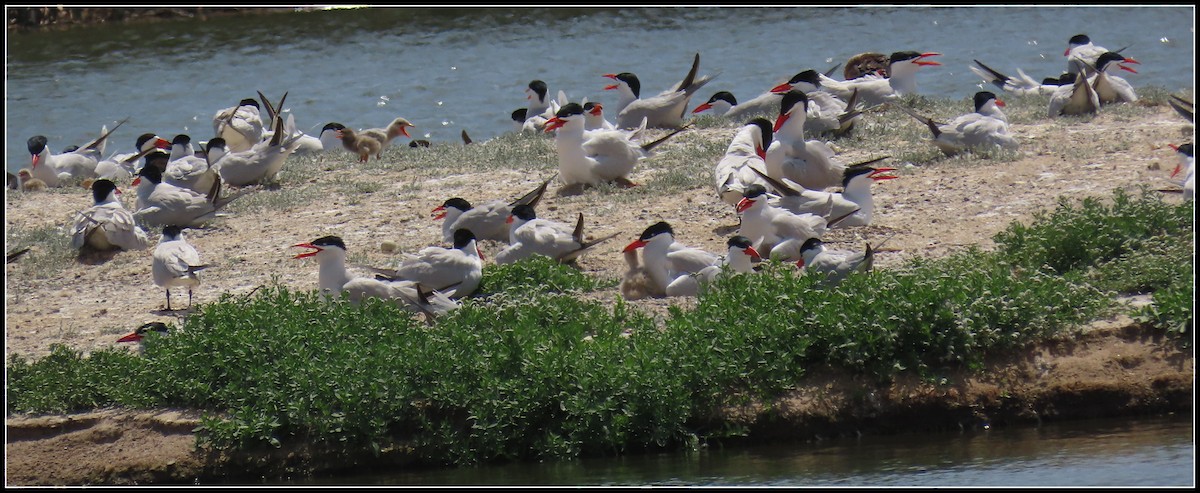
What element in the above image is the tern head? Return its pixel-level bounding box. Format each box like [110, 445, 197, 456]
[624, 221, 674, 252]
[27, 135, 48, 167]
[238, 98, 260, 109]
[526, 80, 548, 102]
[433, 197, 472, 220]
[507, 203, 537, 224]
[728, 235, 761, 260]
[583, 102, 604, 117]
[544, 103, 584, 132]
[1066, 34, 1092, 54]
[603, 72, 640, 98]
[973, 91, 1004, 112]
[160, 225, 185, 243]
[117, 322, 170, 343]
[746, 118, 774, 158]
[1095, 51, 1140, 74]
[511, 108, 529, 123]
[292, 235, 346, 259]
[133, 160, 164, 185]
[91, 178, 120, 203]
[321, 122, 347, 134]
[889, 51, 942, 68]
[774, 90, 810, 132]
[843, 165, 898, 187]
[736, 184, 770, 213]
[772, 70, 821, 94]
[795, 237, 825, 268]
[693, 91, 736, 113]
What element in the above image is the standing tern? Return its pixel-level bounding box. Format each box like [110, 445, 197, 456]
[152, 225, 209, 311]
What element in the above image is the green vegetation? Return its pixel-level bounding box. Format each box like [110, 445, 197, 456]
[7, 189, 1192, 470]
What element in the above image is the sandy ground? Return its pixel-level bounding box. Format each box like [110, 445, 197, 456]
[5, 99, 1195, 485]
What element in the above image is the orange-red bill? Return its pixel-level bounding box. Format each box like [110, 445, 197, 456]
[622, 239, 647, 253]
[292, 243, 321, 259]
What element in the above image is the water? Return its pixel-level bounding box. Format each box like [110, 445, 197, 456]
[5, 6, 1195, 175]
[288, 414, 1194, 486]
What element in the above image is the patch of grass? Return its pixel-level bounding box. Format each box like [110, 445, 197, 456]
[476, 255, 617, 298]
[4, 221, 77, 279]
[221, 186, 314, 215]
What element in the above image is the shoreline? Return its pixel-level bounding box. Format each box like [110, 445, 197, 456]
[5, 311, 1191, 485]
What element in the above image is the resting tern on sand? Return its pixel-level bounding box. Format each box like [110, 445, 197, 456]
[659, 235, 761, 298]
[71, 178, 150, 252]
[1047, 57, 1102, 117]
[495, 204, 620, 265]
[432, 173, 554, 243]
[714, 117, 775, 207]
[969, 59, 1079, 97]
[1089, 51, 1140, 106]
[369, 228, 484, 299]
[152, 225, 209, 311]
[796, 237, 874, 288]
[749, 163, 895, 229]
[813, 51, 941, 108]
[892, 91, 1018, 157]
[291, 235, 459, 319]
[603, 52, 716, 129]
[163, 134, 219, 195]
[27, 118, 127, 188]
[545, 102, 691, 189]
[735, 183, 835, 261]
[622, 221, 725, 298]
[133, 162, 249, 228]
[213, 114, 303, 186]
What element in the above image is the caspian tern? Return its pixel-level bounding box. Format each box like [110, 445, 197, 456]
[893, 91, 1018, 157]
[212, 97, 264, 153]
[583, 102, 618, 131]
[660, 235, 761, 298]
[70, 178, 150, 252]
[749, 163, 894, 228]
[95, 133, 172, 183]
[714, 117, 775, 207]
[814, 51, 941, 108]
[27, 119, 126, 188]
[163, 134, 219, 195]
[432, 174, 553, 243]
[764, 90, 852, 191]
[769, 70, 862, 137]
[621, 221, 724, 298]
[213, 114, 303, 186]
[545, 102, 691, 189]
[735, 183, 830, 260]
[604, 52, 716, 129]
[372, 228, 484, 299]
[132, 162, 249, 228]
[1090, 51, 1140, 106]
[291, 235, 459, 318]
[1047, 59, 1101, 117]
[495, 204, 620, 265]
[970, 59, 1079, 97]
[525, 80, 552, 121]
[152, 225, 209, 311]
[796, 237, 873, 287]
[1169, 143, 1194, 200]
[116, 322, 170, 355]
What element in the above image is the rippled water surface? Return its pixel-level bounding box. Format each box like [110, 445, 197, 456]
[290, 414, 1194, 486]
[5, 6, 1195, 174]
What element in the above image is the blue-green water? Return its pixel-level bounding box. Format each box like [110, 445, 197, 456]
[5, 6, 1194, 174]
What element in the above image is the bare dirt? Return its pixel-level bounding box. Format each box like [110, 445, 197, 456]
[4, 101, 1194, 485]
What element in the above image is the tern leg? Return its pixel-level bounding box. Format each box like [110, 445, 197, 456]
[165, 289, 172, 311]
